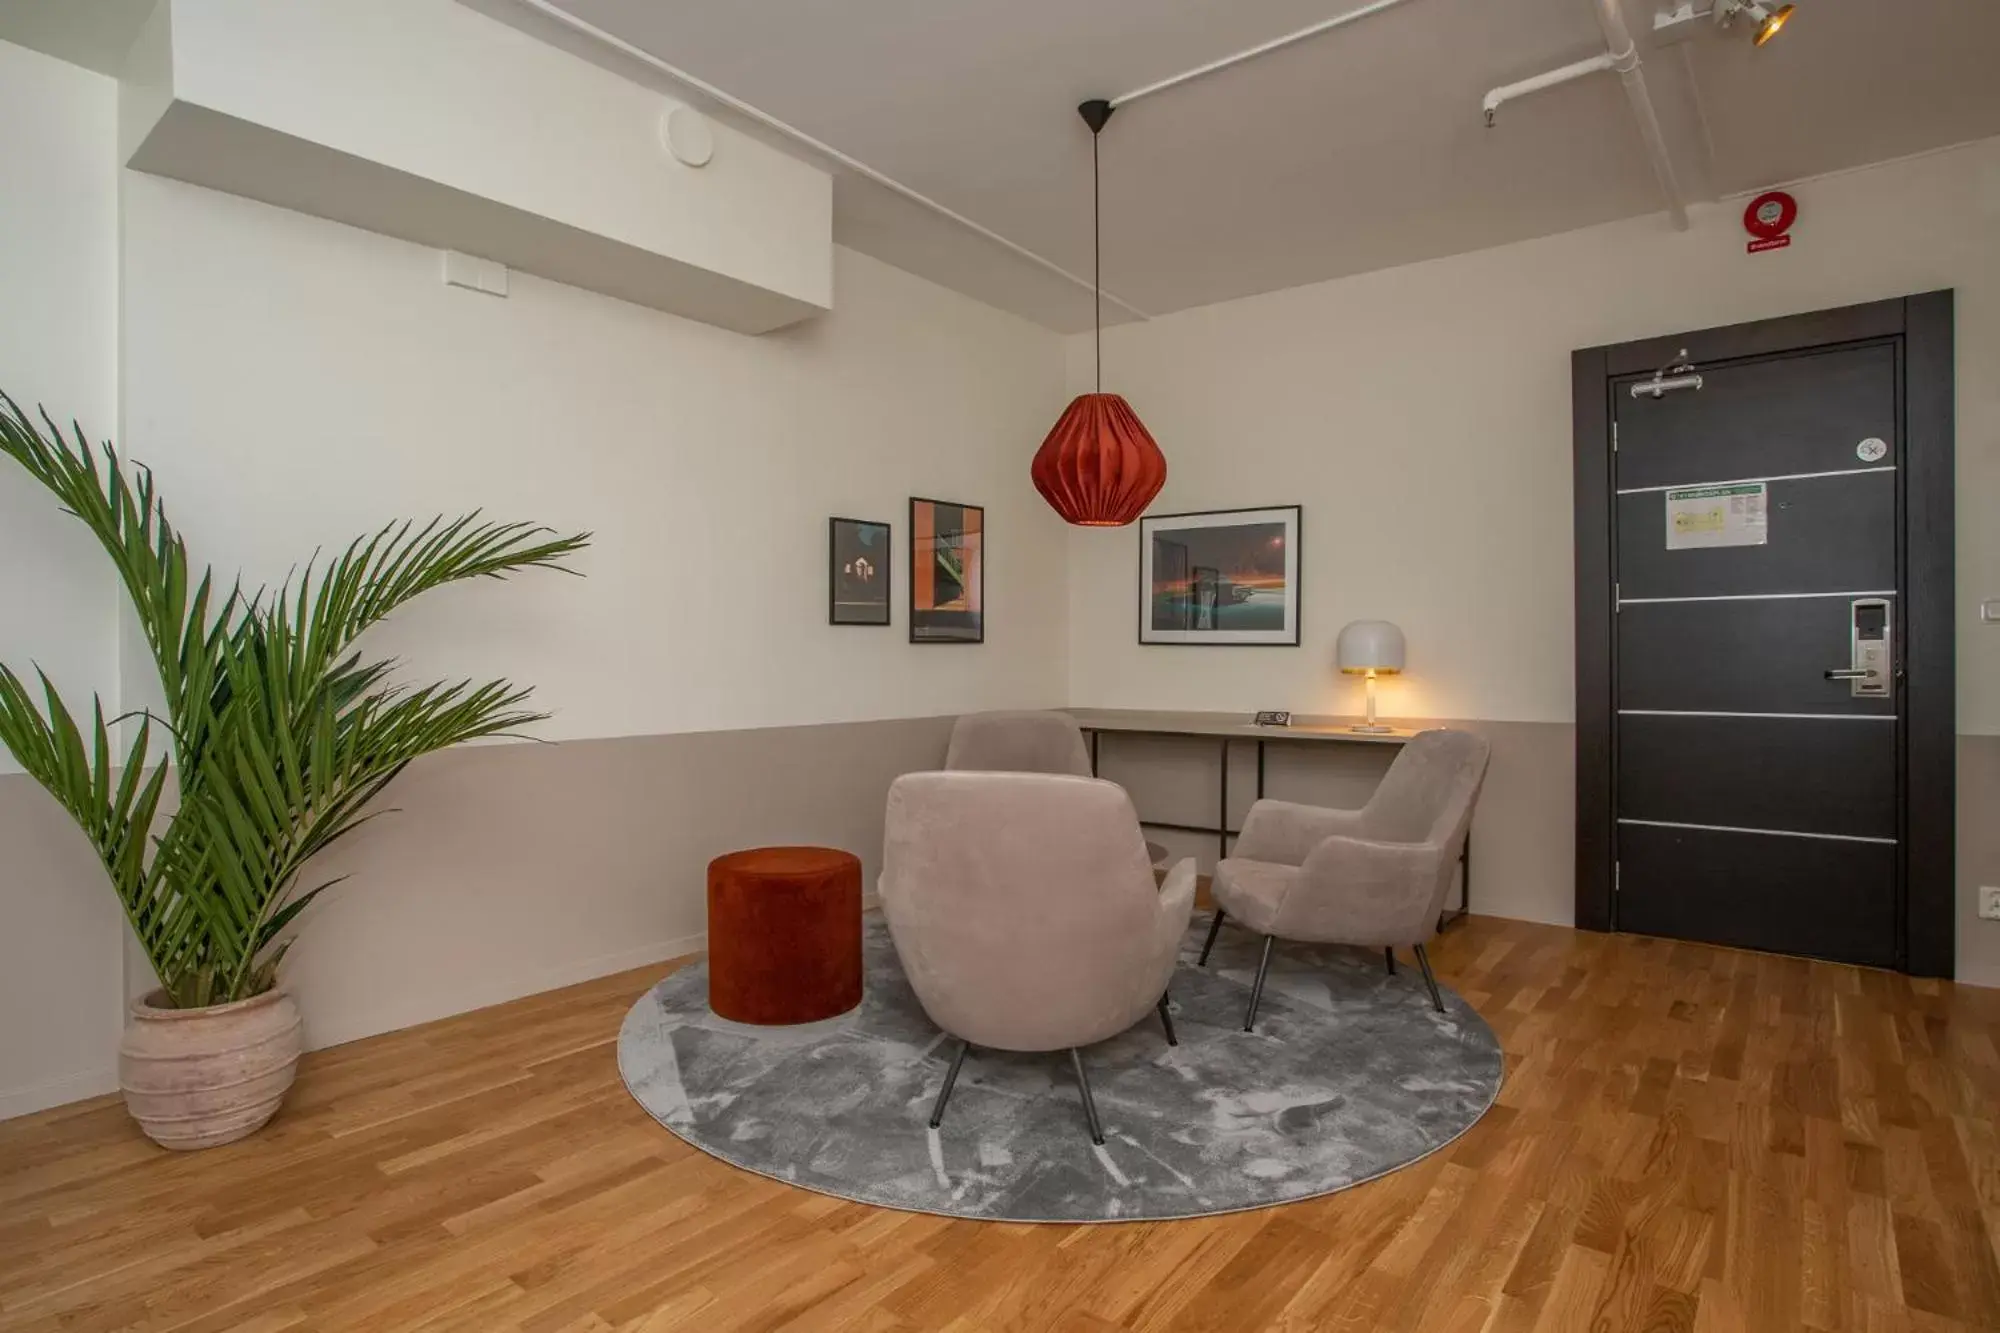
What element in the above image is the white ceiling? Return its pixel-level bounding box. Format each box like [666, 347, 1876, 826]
[0, 0, 156, 72]
[503, 0, 2000, 330]
[11, 0, 1998, 331]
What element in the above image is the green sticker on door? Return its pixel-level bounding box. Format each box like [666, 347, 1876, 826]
[1664, 482, 1767, 550]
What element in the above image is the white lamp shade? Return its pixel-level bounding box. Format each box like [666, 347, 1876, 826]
[1336, 620, 1405, 675]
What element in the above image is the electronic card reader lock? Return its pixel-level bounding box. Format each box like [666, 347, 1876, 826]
[1825, 597, 1891, 698]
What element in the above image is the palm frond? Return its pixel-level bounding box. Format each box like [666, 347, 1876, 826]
[275, 514, 588, 691]
[0, 395, 245, 771]
[0, 392, 589, 1006]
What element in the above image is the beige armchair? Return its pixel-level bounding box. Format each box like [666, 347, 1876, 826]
[945, 711, 1170, 867]
[879, 770, 1197, 1143]
[1203, 729, 1490, 1030]
[944, 710, 1093, 777]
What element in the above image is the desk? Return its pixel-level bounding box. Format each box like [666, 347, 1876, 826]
[1068, 709, 1469, 930]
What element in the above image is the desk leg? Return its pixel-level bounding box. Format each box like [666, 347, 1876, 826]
[1256, 740, 1266, 800]
[1217, 739, 1230, 863]
[1439, 834, 1471, 931]
[1089, 729, 1100, 777]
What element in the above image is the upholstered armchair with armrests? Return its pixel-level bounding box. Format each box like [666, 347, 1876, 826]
[1201, 729, 1491, 1031]
[944, 710, 1093, 777]
[944, 711, 1170, 867]
[880, 770, 1196, 1143]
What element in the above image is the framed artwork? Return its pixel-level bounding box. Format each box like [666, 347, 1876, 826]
[909, 497, 984, 644]
[1139, 506, 1302, 646]
[829, 517, 891, 626]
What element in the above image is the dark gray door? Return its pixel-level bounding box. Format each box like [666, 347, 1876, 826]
[1611, 342, 1902, 967]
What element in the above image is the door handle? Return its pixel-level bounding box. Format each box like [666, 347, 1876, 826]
[1824, 668, 1874, 681]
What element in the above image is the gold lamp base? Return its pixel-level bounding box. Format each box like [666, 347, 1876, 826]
[1349, 668, 1394, 734]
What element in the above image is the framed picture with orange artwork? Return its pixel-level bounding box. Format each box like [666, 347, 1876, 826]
[909, 497, 983, 644]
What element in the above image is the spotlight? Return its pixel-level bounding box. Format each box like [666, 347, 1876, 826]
[1715, 0, 1796, 46]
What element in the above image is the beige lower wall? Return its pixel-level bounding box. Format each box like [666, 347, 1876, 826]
[1958, 735, 2000, 989]
[278, 716, 958, 1051]
[6, 715, 1996, 1119]
[0, 774, 129, 1119]
[0, 714, 957, 1117]
[1107, 720, 2000, 987]
[1097, 719, 1574, 927]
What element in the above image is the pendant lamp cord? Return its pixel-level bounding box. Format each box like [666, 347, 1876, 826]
[1092, 126, 1102, 393]
[1078, 99, 1113, 393]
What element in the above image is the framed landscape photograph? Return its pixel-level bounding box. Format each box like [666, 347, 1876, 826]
[828, 517, 891, 626]
[1139, 506, 1302, 646]
[909, 497, 983, 644]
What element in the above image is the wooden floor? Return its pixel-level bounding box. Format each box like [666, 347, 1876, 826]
[3, 915, 1998, 1333]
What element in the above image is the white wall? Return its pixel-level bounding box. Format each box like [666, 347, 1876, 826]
[107, 170, 1071, 1058]
[121, 0, 831, 331]
[120, 171, 1069, 738]
[1067, 138, 2000, 734]
[0, 41, 121, 763]
[3, 77, 1070, 1117]
[1066, 137, 2000, 976]
[8, 24, 1998, 1121]
[0, 40, 127, 1117]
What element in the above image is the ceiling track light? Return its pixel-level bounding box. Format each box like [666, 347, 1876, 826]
[1717, 0, 1796, 45]
[1655, 0, 1796, 47]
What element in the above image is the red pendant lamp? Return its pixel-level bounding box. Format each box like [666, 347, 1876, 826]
[1032, 99, 1166, 527]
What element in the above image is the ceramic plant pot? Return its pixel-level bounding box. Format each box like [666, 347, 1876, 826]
[117, 988, 303, 1150]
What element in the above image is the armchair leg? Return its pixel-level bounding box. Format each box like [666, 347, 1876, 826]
[1384, 947, 1396, 976]
[1156, 990, 1179, 1046]
[1243, 936, 1276, 1033]
[1068, 1049, 1106, 1145]
[1198, 910, 1227, 966]
[1413, 944, 1446, 1014]
[928, 1039, 971, 1128]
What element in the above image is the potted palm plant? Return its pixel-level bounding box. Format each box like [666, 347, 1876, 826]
[0, 396, 589, 1149]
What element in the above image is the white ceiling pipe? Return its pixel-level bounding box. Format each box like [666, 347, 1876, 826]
[504, 0, 1154, 321]
[1592, 0, 1691, 230]
[1478, 0, 1690, 231]
[1110, 0, 1423, 109]
[1481, 52, 1618, 126]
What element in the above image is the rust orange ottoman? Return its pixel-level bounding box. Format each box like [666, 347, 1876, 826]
[706, 846, 863, 1024]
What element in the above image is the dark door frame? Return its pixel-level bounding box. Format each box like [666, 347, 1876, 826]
[1571, 292, 1956, 976]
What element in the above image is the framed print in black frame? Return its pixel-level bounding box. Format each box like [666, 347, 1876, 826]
[829, 517, 892, 626]
[909, 497, 984, 644]
[1138, 506, 1302, 646]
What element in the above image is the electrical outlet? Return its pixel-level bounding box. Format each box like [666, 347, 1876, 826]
[1982, 886, 2000, 921]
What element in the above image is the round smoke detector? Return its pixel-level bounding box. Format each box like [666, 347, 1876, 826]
[661, 106, 715, 168]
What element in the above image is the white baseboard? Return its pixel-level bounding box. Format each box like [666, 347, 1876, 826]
[0, 1066, 119, 1122]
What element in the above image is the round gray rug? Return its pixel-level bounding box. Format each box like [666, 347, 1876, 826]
[618, 913, 1503, 1223]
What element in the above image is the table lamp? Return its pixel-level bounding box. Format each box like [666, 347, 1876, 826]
[1336, 620, 1405, 734]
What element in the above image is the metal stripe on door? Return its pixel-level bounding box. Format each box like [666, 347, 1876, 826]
[1618, 590, 1896, 606]
[1618, 817, 1897, 845]
[1615, 466, 1895, 495]
[1619, 710, 1895, 722]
